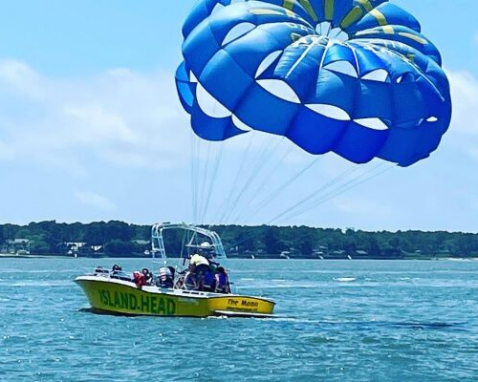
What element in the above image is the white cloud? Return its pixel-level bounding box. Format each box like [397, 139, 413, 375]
[1, 59, 478, 230]
[0, 59, 189, 173]
[445, 69, 478, 164]
[447, 69, 478, 136]
[75, 191, 116, 212]
[0, 59, 46, 99]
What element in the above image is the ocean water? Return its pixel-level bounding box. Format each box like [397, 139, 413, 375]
[1, 259, 477, 382]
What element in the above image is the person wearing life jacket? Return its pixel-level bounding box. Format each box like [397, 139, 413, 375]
[110, 264, 131, 282]
[215, 266, 230, 294]
[133, 268, 152, 288]
[202, 268, 216, 292]
[186, 253, 210, 291]
[94, 266, 109, 276]
[156, 267, 174, 289]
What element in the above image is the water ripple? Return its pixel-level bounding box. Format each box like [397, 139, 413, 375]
[1, 259, 478, 381]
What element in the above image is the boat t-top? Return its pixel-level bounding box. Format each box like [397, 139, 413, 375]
[75, 223, 275, 318]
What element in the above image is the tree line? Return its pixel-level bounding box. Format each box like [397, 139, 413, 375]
[1, 221, 478, 258]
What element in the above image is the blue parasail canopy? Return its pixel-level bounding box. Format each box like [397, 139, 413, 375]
[176, 0, 452, 167]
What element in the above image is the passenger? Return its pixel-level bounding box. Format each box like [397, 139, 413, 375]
[156, 267, 174, 289]
[110, 264, 131, 282]
[183, 272, 196, 290]
[186, 253, 210, 291]
[111, 264, 122, 273]
[142, 268, 152, 285]
[133, 268, 152, 288]
[94, 266, 109, 277]
[203, 268, 216, 292]
[215, 267, 230, 294]
[209, 260, 218, 275]
[132, 271, 146, 287]
[167, 266, 176, 282]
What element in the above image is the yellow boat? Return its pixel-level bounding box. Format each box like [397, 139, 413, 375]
[75, 223, 276, 318]
[75, 275, 275, 318]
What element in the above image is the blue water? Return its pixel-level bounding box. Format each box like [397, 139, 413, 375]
[1, 259, 478, 381]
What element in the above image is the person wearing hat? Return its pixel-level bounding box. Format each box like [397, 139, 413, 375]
[186, 253, 210, 290]
[156, 267, 174, 288]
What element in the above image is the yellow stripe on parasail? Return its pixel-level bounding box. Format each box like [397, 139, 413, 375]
[399, 32, 428, 45]
[325, 0, 334, 21]
[370, 9, 388, 26]
[341, 1, 386, 29]
[250, 8, 285, 16]
[341, 6, 364, 29]
[282, 0, 319, 22]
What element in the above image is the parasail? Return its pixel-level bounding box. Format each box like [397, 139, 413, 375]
[176, 0, 451, 167]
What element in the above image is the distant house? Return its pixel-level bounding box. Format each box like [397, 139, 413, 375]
[353, 250, 369, 259]
[324, 250, 348, 260]
[436, 249, 451, 255]
[65, 242, 86, 255]
[134, 240, 151, 246]
[66, 242, 86, 249]
[331, 250, 345, 255]
[6, 239, 31, 254]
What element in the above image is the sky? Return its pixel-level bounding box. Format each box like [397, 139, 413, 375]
[0, 0, 477, 232]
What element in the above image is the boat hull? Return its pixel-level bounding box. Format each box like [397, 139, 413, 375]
[75, 276, 275, 318]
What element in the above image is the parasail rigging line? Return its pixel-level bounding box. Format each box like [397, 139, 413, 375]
[214, 132, 255, 224]
[229, 141, 295, 225]
[230, 162, 394, 249]
[219, 135, 285, 225]
[247, 156, 322, 220]
[275, 162, 396, 224]
[264, 163, 366, 225]
[197, 141, 212, 224]
[194, 134, 203, 225]
[200, 142, 224, 224]
[228, 164, 366, 247]
[190, 131, 199, 225]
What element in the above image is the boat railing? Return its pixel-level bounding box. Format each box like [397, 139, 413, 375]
[151, 222, 227, 260]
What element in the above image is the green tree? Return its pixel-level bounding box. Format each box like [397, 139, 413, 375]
[264, 227, 285, 254]
[84, 223, 107, 245]
[104, 240, 136, 256]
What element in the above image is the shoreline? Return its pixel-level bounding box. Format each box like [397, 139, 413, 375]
[1, 254, 478, 261]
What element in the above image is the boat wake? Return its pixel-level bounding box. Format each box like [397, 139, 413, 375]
[9, 281, 71, 287]
[262, 317, 468, 332]
[334, 277, 357, 283]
